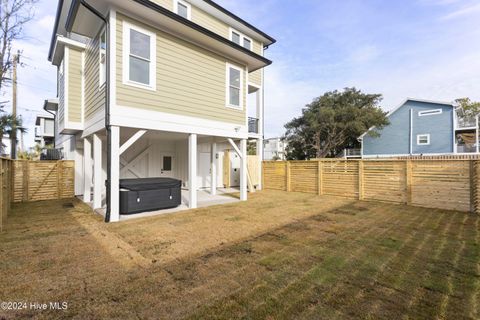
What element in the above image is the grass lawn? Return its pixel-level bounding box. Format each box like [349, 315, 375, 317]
[0, 190, 479, 319]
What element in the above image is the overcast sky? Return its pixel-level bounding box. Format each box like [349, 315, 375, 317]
[2, 0, 480, 148]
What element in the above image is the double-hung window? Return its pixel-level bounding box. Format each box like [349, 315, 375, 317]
[230, 28, 252, 51]
[226, 64, 243, 109]
[174, 0, 191, 19]
[99, 28, 106, 87]
[123, 22, 156, 90]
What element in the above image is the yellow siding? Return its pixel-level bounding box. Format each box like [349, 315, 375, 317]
[68, 48, 83, 123]
[151, 0, 264, 56]
[84, 34, 105, 121]
[116, 14, 246, 125]
[249, 69, 262, 86]
[58, 59, 65, 127]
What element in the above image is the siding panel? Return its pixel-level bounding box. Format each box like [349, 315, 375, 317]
[68, 48, 83, 123]
[84, 34, 105, 122]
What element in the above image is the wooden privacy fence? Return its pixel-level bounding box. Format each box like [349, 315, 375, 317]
[263, 159, 480, 214]
[12, 160, 75, 203]
[0, 158, 13, 232]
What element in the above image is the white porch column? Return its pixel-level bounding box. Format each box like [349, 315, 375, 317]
[211, 142, 217, 195]
[83, 137, 92, 203]
[109, 126, 120, 222]
[93, 133, 102, 209]
[240, 139, 248, 201]
[189, 133, 198, 208]
[256, 138, 263, 190]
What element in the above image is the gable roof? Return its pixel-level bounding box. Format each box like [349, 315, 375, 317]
[358, 98, 454, 139]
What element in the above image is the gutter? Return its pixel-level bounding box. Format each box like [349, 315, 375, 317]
[66, 0, 112, 222]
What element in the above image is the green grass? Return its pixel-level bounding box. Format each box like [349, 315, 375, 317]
[0, 191, 479, 319]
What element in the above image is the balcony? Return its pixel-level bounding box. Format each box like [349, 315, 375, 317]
[456, 116, 477, 129]
[457, 144, 477, 153]
[248, 117, 259, 134]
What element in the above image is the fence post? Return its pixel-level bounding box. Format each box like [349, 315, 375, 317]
[358, 160, 364, 200]
[286, 161, 291, 192]
[470, 160, 479, 214]
[22, 161, 29, 202]
[57, 161, 63, 199]
[406, 160, 412, 205]
[318, 160, 323, 195]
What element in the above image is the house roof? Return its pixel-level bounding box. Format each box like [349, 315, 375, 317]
[48, 0, 276, 62]
[358, 98, 455, 139]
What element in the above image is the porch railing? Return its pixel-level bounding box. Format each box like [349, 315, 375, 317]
[248, 117, 259, 134]
[457, 117, 477, 129]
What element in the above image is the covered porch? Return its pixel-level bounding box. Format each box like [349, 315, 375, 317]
[81, 126, 261, 222]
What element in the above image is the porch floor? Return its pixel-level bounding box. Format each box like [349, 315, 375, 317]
[92, 188, 240, 221]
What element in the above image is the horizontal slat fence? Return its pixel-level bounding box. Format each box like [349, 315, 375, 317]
[263, 159, 480, 214]
[12, 160, 75, 203]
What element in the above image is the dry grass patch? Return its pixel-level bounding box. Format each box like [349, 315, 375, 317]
[0, 190, 479, 319]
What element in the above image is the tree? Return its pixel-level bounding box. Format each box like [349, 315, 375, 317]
[455, 98, 480, 117]
[0, 107, 24, 155]
[284, 88, 389, 159]
[0, 0, 38, 92]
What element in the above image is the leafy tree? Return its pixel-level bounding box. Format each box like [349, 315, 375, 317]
[0, 106, 25, 155]
[284, 88, 389, 159]
[455, 98, 480, 117]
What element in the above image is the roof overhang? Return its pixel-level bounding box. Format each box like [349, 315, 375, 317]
[44, 98, 59, 112]
[51, 36, 87, 66]
[58, 0, 271, 72]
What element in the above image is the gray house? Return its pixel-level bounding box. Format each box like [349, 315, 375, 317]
[359, 99, 458, 157]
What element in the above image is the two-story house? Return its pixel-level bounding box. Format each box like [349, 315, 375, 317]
[34, 112, 55, 147]
[359, 98, 480, 157]
[47, 0, 275, 222]
[264, 137, 286, 160]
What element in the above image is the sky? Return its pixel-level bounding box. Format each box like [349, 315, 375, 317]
[2, 0, 480, 148]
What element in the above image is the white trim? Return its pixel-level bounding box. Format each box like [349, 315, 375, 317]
[188, 133, 197, 209]
[111, 105, 248, 139]
[225, 63, 244, 110]
[99, 27, 107, 88]
[56, 36, 87, 49]
[93, 133, 102, 209]
[81, 50, 85, 125]
[109, 126, 120, 222]
[229, 27, 252, 51]
[211, 141, 217, 195]
[417, 134, 430, 146]
[173, 0, 192, 20]
[409, 108, 413, 154]
[122, 20, 156, 91]
[119, 130, 147, 155]
[240, 139, 247, 201]
[83, 137, 92, 203]
[64, 47, 69, 125]
[418, 109, 442, 116]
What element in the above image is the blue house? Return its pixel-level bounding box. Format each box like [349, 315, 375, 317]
[359, 99, 456, 157]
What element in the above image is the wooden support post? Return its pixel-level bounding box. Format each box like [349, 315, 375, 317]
[240, 139, 248, 201]
[406, 160, 412, 206]
[109, 126, 120, 222]
[358, 160, 364, 200]
[318, 160, 323, 195]
[93, 134, 103, 209]
[286, 161, 291, 192]
[188, 133, 198, 208]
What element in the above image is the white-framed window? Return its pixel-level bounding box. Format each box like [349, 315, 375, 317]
[417, 134, 430, 145]
[99, 28, 107, 87]
[418, 109, 442, 116]
[173, 0, 191, 20]
[122, 22, 156, 90]
[229, 28, 252, 51]
[226, 63, 243, 109]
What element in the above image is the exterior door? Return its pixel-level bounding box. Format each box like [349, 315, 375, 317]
[198, 152, 211, 189]
[160, 153, 174, 178]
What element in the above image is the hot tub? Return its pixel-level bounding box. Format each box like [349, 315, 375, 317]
[119, 178, 182, 214]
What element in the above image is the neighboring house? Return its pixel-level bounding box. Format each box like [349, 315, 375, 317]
[359, 98, 479, 157]
[47, 0, 275, 222]
[34, 113, 55, 147]
[264, 138, 286, 160]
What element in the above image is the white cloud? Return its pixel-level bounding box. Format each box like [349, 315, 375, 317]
[441, 2, 480, 20]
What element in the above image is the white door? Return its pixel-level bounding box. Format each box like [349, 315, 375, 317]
[159, 153, 174, 178]
[198, 152, 211, 189]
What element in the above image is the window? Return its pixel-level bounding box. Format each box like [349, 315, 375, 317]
[419, 109, 442, 116]
[99, 28, 106, 87]
[123, 22, 156, 89]
[417, 134, 430, 145]
[226, 64, 243, 108]
[163, 156, 172, 171]
[229, 28, 252, 51]
[174, 0, 191, 20]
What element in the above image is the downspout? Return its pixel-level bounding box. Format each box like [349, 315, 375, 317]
[74, 1, 111, 222]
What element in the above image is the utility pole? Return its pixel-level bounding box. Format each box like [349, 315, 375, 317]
[10, 51, 19, 159]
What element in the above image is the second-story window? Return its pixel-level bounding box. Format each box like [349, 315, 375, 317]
[174, 0, 191, 20]
[123, 22, 156, 90]
[226, 64, 243, 109]
[230, 28, 252, 51]
[99, 28, 106, 87]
